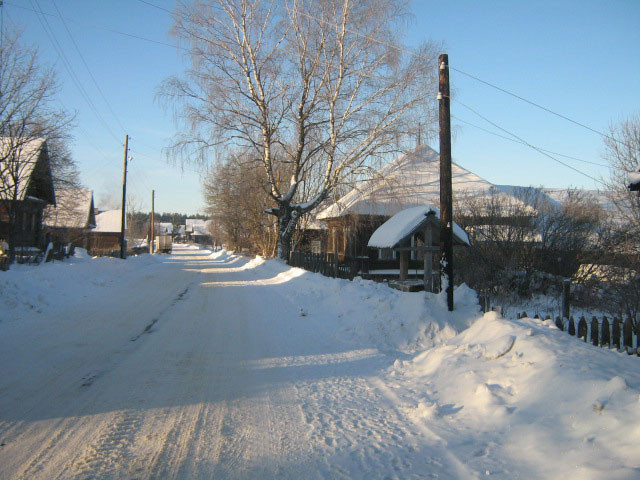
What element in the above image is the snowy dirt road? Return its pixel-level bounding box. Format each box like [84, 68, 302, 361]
[0, 245, 468, 479]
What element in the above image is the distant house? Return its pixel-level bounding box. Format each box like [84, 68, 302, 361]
[157, 222, 173, 235]
[88, 209, 124, 256]
[174, 224, 186, 242]
[185, 218, 211, 244]
[44, 189, 96, 249]
[0, 138, 56, 252]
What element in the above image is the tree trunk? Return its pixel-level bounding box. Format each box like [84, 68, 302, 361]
[276, 207, 300, 260]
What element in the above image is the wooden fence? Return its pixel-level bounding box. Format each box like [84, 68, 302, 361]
[518, 312, 639, 356]
[288, 251, 361, 280]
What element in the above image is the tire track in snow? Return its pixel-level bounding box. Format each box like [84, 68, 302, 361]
[59, 410, 143, 480]
[14, 418, 81, 480]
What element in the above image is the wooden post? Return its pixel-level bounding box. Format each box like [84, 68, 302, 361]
[438, 53, 454, 311]
[424, 223, 433, 292]
[399, 250, 408, 281]
[150, 189, 155, 254]
[119, 134, 129, 259]
[561, 279, 570, 320]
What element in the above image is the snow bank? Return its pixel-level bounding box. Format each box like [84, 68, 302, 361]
[0, 251, 165, 322]
[246, 258, 482, 352]
[392, 312, 640, 478]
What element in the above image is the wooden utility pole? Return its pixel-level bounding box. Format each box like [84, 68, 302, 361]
[119, 135, 129, 260]
[150, 189, 155, 254]
[438, 54, 454, 311]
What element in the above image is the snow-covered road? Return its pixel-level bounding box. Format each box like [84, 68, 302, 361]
[0, 245, 467, 479]
[2, 244, 639, 479]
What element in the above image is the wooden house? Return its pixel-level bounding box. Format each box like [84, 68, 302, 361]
[315, 144, 558, 261]
[44, 189, 96, 249]
[0, 138, 56, 252]
[88, 209, 124, 256]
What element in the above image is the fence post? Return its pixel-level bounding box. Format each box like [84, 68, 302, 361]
[562, 279, 570, 321]
[591, 317, 599, 346]
[555, 316, 563, 331]
[568, 317, 576, 336]
[612, 318, 621, 350]
[623, 318, 633, 352]
[601, 317, 610, 348]
[578, 317, 588, 342]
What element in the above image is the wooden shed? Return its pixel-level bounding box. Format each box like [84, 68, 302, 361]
[368, 205, 470, 291]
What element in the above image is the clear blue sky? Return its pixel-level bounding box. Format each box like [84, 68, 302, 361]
[3, 0, 639, 214]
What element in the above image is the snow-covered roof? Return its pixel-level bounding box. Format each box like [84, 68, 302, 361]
[368, 205, 470, 248]
[317, 145, 532, 220]
[94, 209, 124, 233]
[193, 220, 212, 235]
[44, 189, 95, 229]
[0, 137, 54, 203]
[186, 218, 207, 232]
[157, 222, 173, 234]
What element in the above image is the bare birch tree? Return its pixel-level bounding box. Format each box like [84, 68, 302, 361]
[603, 115, 640, 231]
[160, 0, 438, 258]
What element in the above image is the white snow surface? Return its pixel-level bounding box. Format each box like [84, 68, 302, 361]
[368, 205, 470, 248]
[94, 209, 124, 233]
[0, 244, 638, 479]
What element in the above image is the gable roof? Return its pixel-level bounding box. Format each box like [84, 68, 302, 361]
[44, 189, 95, 229]
[368, 205, 470, 248]
[94, 209, 124, 233]
[0, 137, 55, 204]
[317, 144, 532, 219]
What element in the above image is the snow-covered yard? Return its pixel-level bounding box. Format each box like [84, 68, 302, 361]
[0, 244, 638, 479]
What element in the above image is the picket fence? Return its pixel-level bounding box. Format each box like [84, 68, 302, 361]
[517, 312, 639, 357]
[288, 251, 360, 280]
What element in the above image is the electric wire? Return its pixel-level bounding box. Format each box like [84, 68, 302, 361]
[136, 0, 173, 15]
[51, 0, 128, 134]
[7, 2, 188, 52]
[11, 0, 629, 152]
[292, 9, 632, 150]
[30, 0, 121, 144]
[10, 1, 626, 190]
[448, 66, 632, 150]
[452, 97, 607, 187]
[451, 115, 611, 169]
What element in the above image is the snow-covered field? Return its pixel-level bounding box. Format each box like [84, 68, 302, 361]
[0, 244, 638, 479]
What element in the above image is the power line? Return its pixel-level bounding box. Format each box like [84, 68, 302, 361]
[452, 98, 607, 187]
[292, 8, 632, 150]
[31, 0, 121, 143]
[448, 66, 632, 150]
[136, 0, 173, 15]
[7, 2, 188, 52]
[451, 115, 611, 169]
[51, 0, 127, 134]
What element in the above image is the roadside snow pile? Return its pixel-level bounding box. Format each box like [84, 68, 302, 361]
[390, 312, 640, 479]
[252, 258, 482, 352]
[0, 250, 165, 322]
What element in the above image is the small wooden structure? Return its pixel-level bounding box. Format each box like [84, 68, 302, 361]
[89, 209, 124, 256]
[368, 205, 470, 291]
